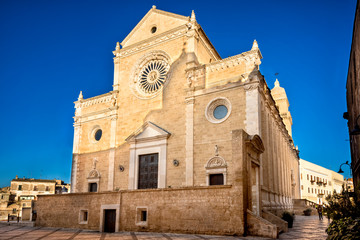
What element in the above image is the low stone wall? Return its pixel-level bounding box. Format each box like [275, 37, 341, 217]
[262, 210, 288, 233]
[293, 199, 317, 216]
[246, 210, 278, 239]
[35, 185, 245, 236]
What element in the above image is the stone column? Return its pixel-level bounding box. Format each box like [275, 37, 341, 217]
[281, 137, 286, 207]
[268, 113, 273, 192]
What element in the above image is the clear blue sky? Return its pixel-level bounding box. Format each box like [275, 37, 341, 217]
[0, 0, 356, 187]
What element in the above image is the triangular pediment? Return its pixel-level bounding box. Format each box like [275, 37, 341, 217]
[121, 7, 189, 47]
[125, 121, 171, 142]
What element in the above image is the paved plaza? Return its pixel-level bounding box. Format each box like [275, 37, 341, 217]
[0, 215, 329, 240]
[279, 215, 330, 240]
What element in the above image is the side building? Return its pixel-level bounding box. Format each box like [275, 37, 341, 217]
[10, 176, 57, 201]
[35, 7, 300, 238]
[299, 159, 345, 204]
[345, 0, 360, 187]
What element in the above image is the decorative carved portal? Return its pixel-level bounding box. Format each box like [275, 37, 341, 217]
[245, 134, 264, 216]
[138, 153, 159, 189]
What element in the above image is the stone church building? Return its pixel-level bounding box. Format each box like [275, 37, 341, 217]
[36, 7, 300, 238]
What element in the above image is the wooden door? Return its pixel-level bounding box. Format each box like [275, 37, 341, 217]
[138, 153, 158, 189]
[104, 209, 116, 232]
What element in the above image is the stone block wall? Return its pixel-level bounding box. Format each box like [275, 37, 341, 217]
[246, 210, 278, 239]
[35, 185, 245, 235]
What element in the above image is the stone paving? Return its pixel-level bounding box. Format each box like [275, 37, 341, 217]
[0, 215, 329, 240]
[279, 215, 330, 240]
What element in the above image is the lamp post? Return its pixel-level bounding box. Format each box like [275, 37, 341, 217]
[338, 161, 352, 176]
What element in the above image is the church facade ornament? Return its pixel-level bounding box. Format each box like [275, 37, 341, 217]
[130, 50, 172, 99]
[204, 147, 227, 185]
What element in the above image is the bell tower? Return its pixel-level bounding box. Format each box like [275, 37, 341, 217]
[271, 79, 293, 136]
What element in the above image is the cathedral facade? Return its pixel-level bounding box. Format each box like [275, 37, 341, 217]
[36, 7, 300, 238]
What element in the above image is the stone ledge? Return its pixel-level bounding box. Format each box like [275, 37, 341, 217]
[37, 185, 233, 198]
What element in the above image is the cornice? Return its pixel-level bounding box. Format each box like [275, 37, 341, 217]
[196, 27, 221, 60]
[192, 79, 246, 97]
[75, 91, 118, 109]
[116, 25, 188, 59]
[121, 7, 189, 46]
[205, 50, 260, 73]
[73, 106, 118, 125]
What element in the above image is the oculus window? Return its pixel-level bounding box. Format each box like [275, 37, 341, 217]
[89, 125, 102, 143]
[213, 105, 228, 119]
[205, 97, 232, 124]
[94, 129, 102, 141]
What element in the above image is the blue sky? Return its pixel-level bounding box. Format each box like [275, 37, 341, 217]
[0, 0, 356, 187]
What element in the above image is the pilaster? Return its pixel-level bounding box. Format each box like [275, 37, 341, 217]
[107, 114, 117, 191]
[70, 154, 78, 193]
[71, 121, 81, 193]
[185, 97, 194, 186]
[113, 42, 121, 91]
[245, 83, 261, 136]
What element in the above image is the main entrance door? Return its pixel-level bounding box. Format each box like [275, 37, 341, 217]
[138, 153, 158, 189]
[104, 209, 116, 232]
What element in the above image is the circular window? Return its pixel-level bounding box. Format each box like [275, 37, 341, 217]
[213, 105, 228, 119]
[130, 51, 172, 99]
[151, 26, 157, 34]
[138, 60, 168, 94]
[94, 129, 102, 141]
[205, 97, 232, 124]
[89, 126, 102, 143]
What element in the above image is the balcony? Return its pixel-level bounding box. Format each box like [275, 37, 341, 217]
[317, 193, 325, 198]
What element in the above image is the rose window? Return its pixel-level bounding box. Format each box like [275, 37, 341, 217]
[137, 60, 170, 95]
[130, 50, 172, 99]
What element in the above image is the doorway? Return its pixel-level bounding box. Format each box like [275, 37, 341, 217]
[138, 153, 158, 189]
[104, 209, 116, 232]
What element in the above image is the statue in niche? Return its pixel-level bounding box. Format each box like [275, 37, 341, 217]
[92, 158, 98, 169]
[111, 96, 117, 106]
[215, 145, 219, 156]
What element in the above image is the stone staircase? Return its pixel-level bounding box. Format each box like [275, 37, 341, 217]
[293, 199, 318, 216]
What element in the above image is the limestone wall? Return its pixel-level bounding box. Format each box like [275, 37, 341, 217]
[35, 186, 244, 235]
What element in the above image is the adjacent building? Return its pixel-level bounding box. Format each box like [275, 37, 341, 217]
[0, 177, 70, 221]
[0, 187, 18, 221]
[10, 176, 57, 201]
[299, 159, 345, 204]
[345, 0, 360, 188]
[35, 7, 300, 238]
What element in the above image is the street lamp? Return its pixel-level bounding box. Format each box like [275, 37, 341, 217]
[338, 161, 352, 176]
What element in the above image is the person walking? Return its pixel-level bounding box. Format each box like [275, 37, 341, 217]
[317, 204, 323, 220]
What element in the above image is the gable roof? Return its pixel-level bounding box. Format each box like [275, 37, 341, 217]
[121, 6, 190, 47]
[125, 121, 171, 143]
